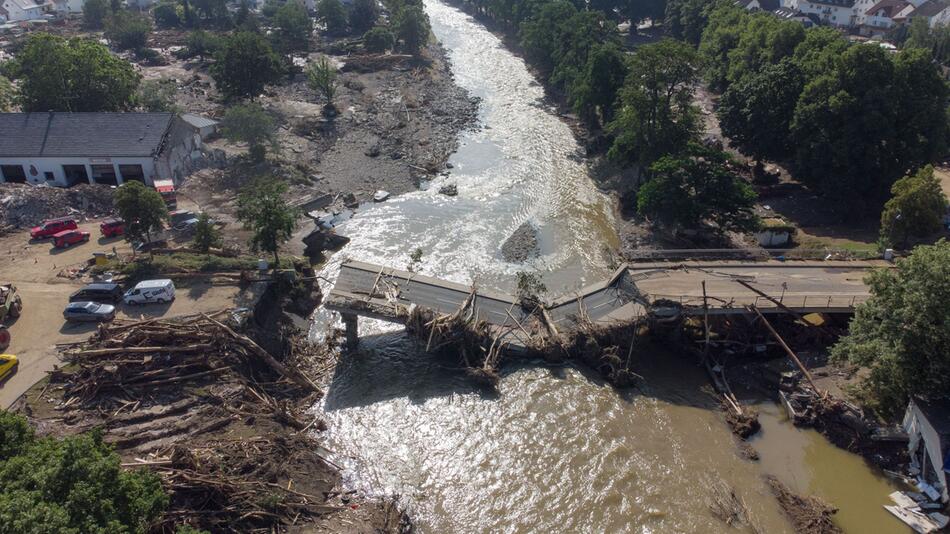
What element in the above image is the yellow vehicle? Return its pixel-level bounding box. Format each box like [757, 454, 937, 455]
[0, 354, 17, 382]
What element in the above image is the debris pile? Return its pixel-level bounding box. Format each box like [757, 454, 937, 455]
[41, 310, 348, 532]
[766, 476, 842, 534]
[0, 183, 114, 229]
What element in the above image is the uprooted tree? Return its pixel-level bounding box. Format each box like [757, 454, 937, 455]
[831, 239, 950, 417]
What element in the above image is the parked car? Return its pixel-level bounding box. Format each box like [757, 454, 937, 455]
[100, 218, 125, 238]
[53, 229, 90, 248]
[63, 301, 116, 322]
[69, 283, 123, 304]
[169, 210, 196, 227]
[174, 217, 200, 235]
[123, 279, 175, 305]
[132, 235, 169, 253]
[30, 217, 78, 240]
[0, 354, 16, 382]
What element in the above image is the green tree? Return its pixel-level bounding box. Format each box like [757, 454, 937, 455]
[665, 0, 716, 45]
[697, 3, 746, 91]
[791, 44, 948, 213]
[349, 0, 379, 34]
[191, 0, 229, 24]
[0, 412, 168, 534]
[274, 0, 311, 52]
[638, 144, 758, 232]
[393, 5, 430, 56]
[607, 39, 700, 172]
[210, 32, 283, 99]
[880, 166, 949, 249]
[790, 26, 850, 83]
[363, 26, 394, 53]
[717, 59, 803, 169]
[317, 0, 348, 35]
[137, 78, 179, 112]
[0, 76, 15, 112]
[153, 2, 181, 27]
[520, 1, 578, 72]
[193, 212, 222, 252]
[83, 0, 109, 28]
[5, 34, 140, 112]
[114, 181, 169, 256]
[724, 13, 804, 86]
[307, 56, 338, 112]
[569, 42, 627, 126]
[106, 11, 153, 51]
[622, 0, 666, 27]
[236, 179, 298, 267]
[221, 103, 276, 162]
[183, 29, 219, 59]
[831, 240, 950, 417]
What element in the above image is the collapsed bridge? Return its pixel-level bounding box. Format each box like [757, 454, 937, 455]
[323, 259, 884, 352]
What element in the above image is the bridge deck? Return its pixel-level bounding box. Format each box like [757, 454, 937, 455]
[324, 259, 885, 340]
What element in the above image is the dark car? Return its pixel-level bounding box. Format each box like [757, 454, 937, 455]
[30, 217, 78, 240]
[69, 283, 123, 304]
[53, 229, 90, 248]
[100, 218, 125, 238]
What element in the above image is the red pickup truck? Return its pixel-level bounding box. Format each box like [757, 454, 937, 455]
[100, 218, 125, 238]
[53, 229, 90, 248]
[30, 217, 78, 240]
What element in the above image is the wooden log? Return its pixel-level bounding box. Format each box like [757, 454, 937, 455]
[69, 343, 214, 357]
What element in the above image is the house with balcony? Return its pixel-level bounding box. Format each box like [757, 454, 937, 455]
[0, 112, 213, 188]
[0, 0, 51, 22]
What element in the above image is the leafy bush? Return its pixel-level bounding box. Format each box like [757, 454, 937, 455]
[137, 78, 179, 112]
[363, 27, 393, 53]
[0, 411, 168, 534]
[153, 2, 181, 27]
[83, 0, 109, 28]
[106, 11, 153, 51]
[193, 213, 222, 252]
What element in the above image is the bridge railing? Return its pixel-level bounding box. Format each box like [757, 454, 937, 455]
[647, 293, 869, 310]
[627, 248, 881, 262]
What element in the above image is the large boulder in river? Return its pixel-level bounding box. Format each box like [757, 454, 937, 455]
[501, 221, 540, 263]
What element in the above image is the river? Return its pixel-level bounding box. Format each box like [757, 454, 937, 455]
[311, 2, 908, 532]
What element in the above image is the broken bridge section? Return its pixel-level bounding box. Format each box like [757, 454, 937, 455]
[323, 259, 885, 348]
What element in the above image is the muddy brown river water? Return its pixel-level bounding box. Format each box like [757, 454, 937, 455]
[311, 2, 910, 531]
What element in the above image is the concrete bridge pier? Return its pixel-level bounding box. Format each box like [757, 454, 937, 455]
[341, 312, 359, 350]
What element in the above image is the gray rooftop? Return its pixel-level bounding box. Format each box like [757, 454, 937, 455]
[0, 112, 175, 158]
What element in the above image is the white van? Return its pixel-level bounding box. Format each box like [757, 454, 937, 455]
[123, 279, 176, 305]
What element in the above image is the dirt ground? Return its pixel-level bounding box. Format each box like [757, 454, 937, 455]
[0, 220, 262, 409]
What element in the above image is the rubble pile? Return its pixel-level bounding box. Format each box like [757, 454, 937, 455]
[0, 183, 115, 229]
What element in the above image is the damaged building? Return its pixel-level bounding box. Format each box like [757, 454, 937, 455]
[0, 112, 219, 187]
[903, 397, 950, 503]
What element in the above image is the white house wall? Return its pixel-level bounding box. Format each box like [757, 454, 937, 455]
[0, 156, 157, 186]
[904, 402, 950, 503]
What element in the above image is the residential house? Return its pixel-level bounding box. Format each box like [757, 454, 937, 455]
[903, 397, 950, 503]
[0, 0, 50, 21]
[898, 0, 950, 26]
[0, 112, 213, 187]
[52, 0, 84, 13]
[784, 0, 858, 26]
[856, 0, 912, 35]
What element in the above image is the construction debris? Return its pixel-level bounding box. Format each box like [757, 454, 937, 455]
[0, 182, 115, 229]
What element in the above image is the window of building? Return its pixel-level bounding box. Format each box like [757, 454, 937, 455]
[118, 164, 145, 184]
[0, 165, 26, 183]
[62, 165, 89, 185]
[44, 171, 55, 182]
[91, 164, 118, 186]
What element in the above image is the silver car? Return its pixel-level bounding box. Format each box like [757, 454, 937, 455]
[63, 301, 116, 322]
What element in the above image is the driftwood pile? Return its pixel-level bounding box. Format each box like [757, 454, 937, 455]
[403, 288, 506, 386]
[47, 311, 343, 532]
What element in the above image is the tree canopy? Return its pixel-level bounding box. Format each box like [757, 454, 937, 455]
[638, 144, 758, 232]
[363, 27, 394, 53]
[106, 11, 153, 51]
[236, 179, 298, 267]
[273, 0, 311, 52]
[0, 411, 168, 534]
[82, 0, 109, 28]
[210, 32, 283, 99]
[221, 103, 276, 162]
[831, 240, 950, 417]
[137, 78, 179, 112]
[607, 39, 700, 171]
[879, 166, 949, 249]
[349, 0, 379, 34]
[4, 34, 140, 112]
[394, 5, 430, 56]
[569, 43, 628, 126]
[317, 0, 348, 36]
[114, 181, 169, 253]
[193, 212, 222, 252]
[0, 76, 14, 112]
